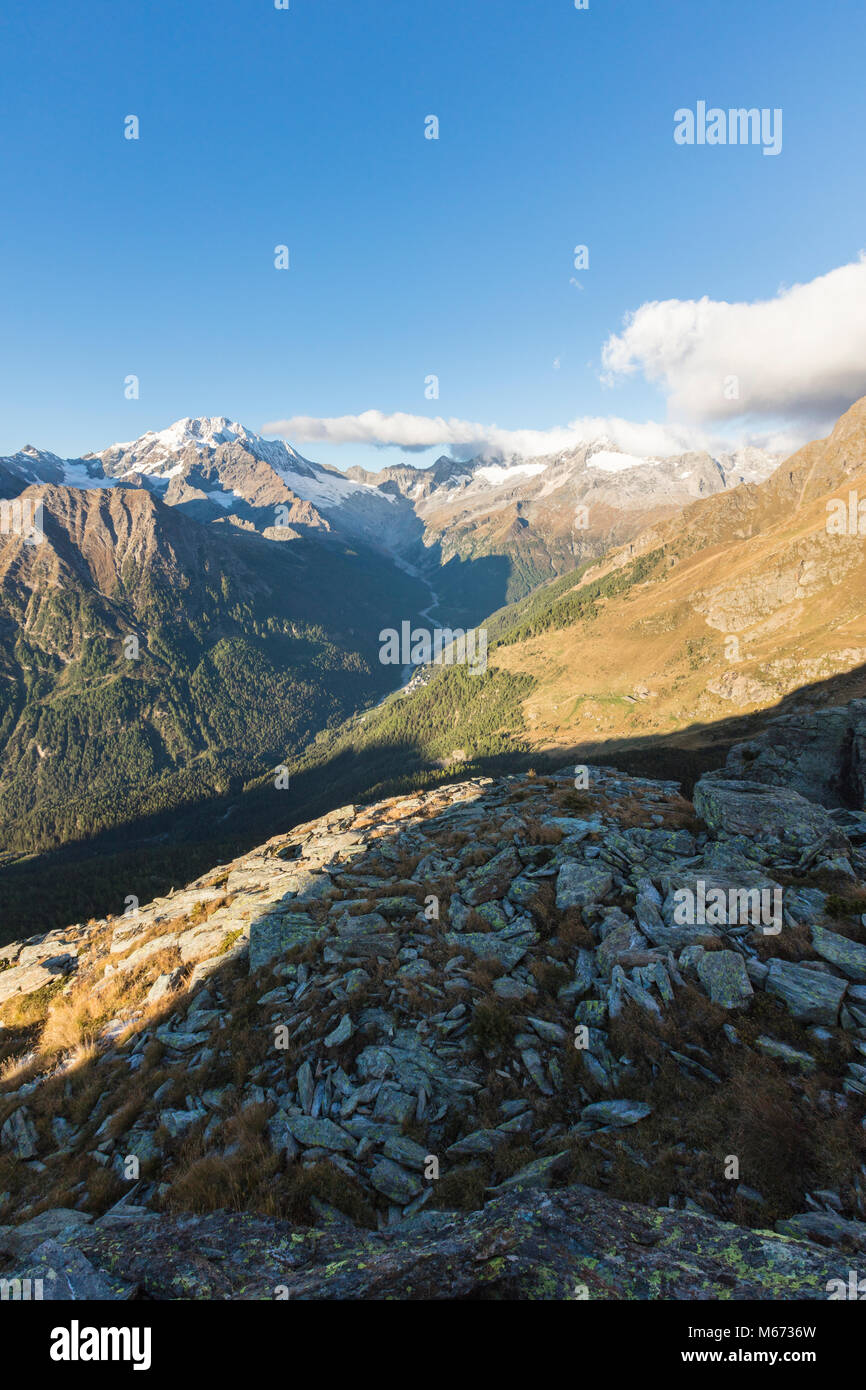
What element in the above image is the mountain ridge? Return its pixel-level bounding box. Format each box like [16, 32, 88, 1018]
[0, 405, 848, 942]
[2, 416, 781, 606]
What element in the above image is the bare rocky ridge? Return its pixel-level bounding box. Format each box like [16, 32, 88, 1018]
[0, 1183, 850, 1300]
[2, 711, 866, 1298]
[488, 397, 866, 757]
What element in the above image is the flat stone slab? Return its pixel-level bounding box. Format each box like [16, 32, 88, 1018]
[693, 776, 851, 865]
[462, 848, 522, 905]
[696, 950, 754, 1010]
[754, 1035, 817, 1071]
[283, 1115, 356, 1153]
[555, 862, 614, 911]
[658, 868, 783, 941]
[0, 956, 76, 1005]
[765, 959, 847, 1026]
[444, 932, 534, 971]
[811, 923, 866, 983]
[369, 1159, 423, 1204]
[581, 1100, 653, 1128]
[249, 911, 323, 971]
[597, 922, 648, 977]
[324, 1014, 353, 1047]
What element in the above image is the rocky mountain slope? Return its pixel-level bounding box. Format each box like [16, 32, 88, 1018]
[424, 395, 866, 763]
[0, 479, 426, 856]
[348, 439, 779, 618]
[2, 707, 866, 1298]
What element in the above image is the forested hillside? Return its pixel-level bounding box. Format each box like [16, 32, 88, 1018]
[0, 484, 426, 854]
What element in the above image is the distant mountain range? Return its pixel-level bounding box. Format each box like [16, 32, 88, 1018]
[1, 416, 780, 621]
[0, 412, 785, 930]
[350, 437, 779, 615]
[244, 393, 866, 856]
[341, 393, 866, 784]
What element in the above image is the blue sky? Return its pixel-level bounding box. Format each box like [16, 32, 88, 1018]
[2, 0, 865, 468]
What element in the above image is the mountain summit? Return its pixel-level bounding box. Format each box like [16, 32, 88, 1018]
[2, 417, 782, 618]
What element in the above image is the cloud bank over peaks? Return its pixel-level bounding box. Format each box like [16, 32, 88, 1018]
[264, 259, 866, 464]
[601, 256, 866, 427]
[261, 410, 796, 464]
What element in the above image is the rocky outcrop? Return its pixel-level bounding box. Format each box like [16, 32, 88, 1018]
[692, 775, 853, 874]
[3, 748, 866, 1298]
[0, 1185, 854, 1301]
[718, 701, 866, 810]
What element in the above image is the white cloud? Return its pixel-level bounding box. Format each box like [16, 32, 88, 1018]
[601, 256, 866, 424]
[262, 409, 721, 461]
[264, 411, 478, 453]
[264, 258, 866, 463]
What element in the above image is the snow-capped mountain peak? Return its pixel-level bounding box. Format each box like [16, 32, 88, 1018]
[1, 416, 784, 577]
[97, 416, 316, 479]
[77, 417, 409, 549]
[111, 416, 246, 453]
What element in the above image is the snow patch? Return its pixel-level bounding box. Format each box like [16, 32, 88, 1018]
[276, 465, 394, 508]
[59, 462, 109, 489]
[475, 462, 547, 486]
[122, 461, 185, 483]
[587, 450, 650, 473]
[204, 488, 235, 509]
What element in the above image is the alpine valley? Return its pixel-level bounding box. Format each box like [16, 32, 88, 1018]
[0, 415, 779, 935]
[5, 405, 866, 1305]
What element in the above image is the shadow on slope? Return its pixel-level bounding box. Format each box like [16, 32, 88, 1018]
[2, 761, 864, 1243]
[3, 656, 866, 943]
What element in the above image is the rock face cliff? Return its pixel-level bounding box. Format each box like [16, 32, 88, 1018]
[2, 714, 866, 1299]
[718, 700, 866, 811]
